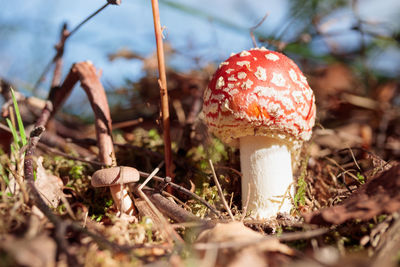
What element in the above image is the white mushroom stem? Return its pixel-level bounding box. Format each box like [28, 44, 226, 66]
[110, 185, 135, 216]
[240, 135, 294, 219]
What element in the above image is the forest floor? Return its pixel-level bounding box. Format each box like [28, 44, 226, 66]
[0, 53, 399, 267]
[0, 2, 400, 265]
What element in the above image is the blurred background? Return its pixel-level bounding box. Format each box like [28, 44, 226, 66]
[1, 0, 399, 104]
[0, 0, 399, 160]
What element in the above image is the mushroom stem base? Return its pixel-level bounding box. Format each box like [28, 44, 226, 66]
[240, 135, 294, 219]
[110, 185, 135, 216]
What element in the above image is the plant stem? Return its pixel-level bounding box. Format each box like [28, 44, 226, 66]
[150, 0, 173, 183]
[33, 1, 118, 92]
[209, 159, 235, 221]
[68, 3, 109, 37]
[51, 23, 69, 88]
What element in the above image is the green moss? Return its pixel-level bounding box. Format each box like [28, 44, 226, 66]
[188, 182, 220, 218]
[294, 157, 308, 208]
[42, 155, 91, 178]
[186, 137, 230, 172]
[69, 165, 85, 180]
[131, 128, 164, 150]
[356, 172, 365, 184]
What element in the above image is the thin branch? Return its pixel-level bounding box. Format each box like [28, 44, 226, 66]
[146, 190, 201, 223]
[33, 58, 59, 93]
[68, 3, 109, 37]
[347, 146, 361, 171]
[136, 185, 184, 244]
[112, 118, 143, 130]
[33, 1, 119, 91]
[209, 159, 235, 221]
[147, 173, 221, 217]
[151, 0, 173, 184]
[51, 23, 69, 88]
[138, 161, 164, 191]
[249, 12, 269, 48]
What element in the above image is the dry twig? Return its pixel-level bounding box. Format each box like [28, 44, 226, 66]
[33, 1, 121, 91]
[249, 12, 269, 48]
[137, 184, 184, 245]
[51, 23, 69, 88]
[209, 159, 235, 221]
[150, 0, 173, 183]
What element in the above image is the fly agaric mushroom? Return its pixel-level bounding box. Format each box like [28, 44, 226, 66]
[203, 47, 316, 219]
[92, 166, 140, 216]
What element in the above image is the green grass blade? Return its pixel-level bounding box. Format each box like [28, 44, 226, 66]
[6, 118, 20, 145]
[0, 163, 9, 185]
[10, 88, 27, 147]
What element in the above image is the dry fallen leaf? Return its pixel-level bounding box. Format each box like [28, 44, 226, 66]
[35, 156, 64, 208]
[310, 63, 357, 98]
[312, 123, 366, 152]
[195, 222, 294, 267]
[304, 165, 400, 225]
[1, 234, 57, 267]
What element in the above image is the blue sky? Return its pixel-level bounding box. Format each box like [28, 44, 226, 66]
[0, 0, 399, 114]
[0, 1, 289, 87]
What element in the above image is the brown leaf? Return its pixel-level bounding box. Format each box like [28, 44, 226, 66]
[310, 63, 358, 100]
[35, 156, 64, 208]
[373, 81, 397, 104]
[195, 222, 294, 267]
[371, 215, 400, 267]
[303, 165, 400, 225]
[196, 221, 264, 244]
[313, 122, 369, 152]
[1, 234, 57, 267]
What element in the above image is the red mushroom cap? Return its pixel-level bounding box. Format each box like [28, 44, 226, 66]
[203, 47, 316, 148]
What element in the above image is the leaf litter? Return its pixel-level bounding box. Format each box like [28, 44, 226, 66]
[0, 2, 400, 266]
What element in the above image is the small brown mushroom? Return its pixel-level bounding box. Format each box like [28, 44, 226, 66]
[92, 166, 140, 216]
